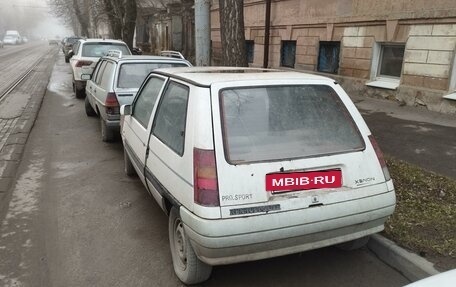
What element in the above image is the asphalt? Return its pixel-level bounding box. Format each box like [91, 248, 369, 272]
[0, 56, 454, 283]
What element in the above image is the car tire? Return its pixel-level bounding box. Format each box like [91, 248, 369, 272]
[336, 236, 370, 251]
[85, 97, 97, 117]
[100, 118, 115, 142]
[75, 86, 85, 99]
[65, 56, 69, 63]
[169, 207, 212, 285]
[124, 146, 137, 177]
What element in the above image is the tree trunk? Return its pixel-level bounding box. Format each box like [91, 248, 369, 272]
[73, 0, 89, 37]
[103, 0, 122, 39]
[123, 0, 137, 49]
[219, 0, 248, 67]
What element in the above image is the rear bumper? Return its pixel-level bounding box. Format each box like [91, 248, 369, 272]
[181, 190, 395, 265]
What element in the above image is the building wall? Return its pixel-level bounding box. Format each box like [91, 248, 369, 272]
[210, 0, 456, 114]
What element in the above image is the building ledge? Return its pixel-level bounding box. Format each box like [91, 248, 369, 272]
[366, 78, 400, 90]
[443, 92, 456, 101]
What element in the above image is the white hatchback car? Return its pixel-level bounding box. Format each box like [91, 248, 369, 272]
[69, 39, 131, 98]
[120, 67, 396, 284]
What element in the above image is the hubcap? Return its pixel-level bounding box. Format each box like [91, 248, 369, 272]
[174, 219, 187, 267]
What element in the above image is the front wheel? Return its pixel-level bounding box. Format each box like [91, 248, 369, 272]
[169, 207, 212, 284]
[85, 96, 97, 117]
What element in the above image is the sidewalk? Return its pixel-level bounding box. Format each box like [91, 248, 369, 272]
[351, 95, 456, 179]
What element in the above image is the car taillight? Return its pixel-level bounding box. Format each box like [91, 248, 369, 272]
[75, 60, 93, 67]
[369, 135, 391, 181]
[194, 148, 220, 207]
[105, 92, 120, 115]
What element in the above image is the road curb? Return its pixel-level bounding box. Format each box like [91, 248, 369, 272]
[368, 234, 440, 282]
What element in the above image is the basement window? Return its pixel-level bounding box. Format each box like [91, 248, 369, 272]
[281, 41, 296, 68]
[317, 41, 340, 74]
[246, 40, 254, 63]
[367, 43, 405, 90]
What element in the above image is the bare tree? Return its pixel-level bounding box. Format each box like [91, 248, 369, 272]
[218, 0, 248, 67]
[102, 0, 137, 48]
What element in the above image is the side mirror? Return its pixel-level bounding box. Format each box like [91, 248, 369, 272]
[120, 105, 131, 116]
[81, 74, 91, 80]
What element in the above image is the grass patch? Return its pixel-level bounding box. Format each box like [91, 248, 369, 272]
[384, 156, 456, 269]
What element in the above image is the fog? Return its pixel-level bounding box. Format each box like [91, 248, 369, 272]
[0, 0, 71, 38]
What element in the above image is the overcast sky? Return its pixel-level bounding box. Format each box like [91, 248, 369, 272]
[0, 0, 71, 37]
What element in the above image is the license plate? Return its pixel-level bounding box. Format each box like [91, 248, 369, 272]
[265, 170, 342, 192]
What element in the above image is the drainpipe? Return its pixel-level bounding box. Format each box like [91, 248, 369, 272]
[195, 0, 211, 66]
[263, 0, 271, 68]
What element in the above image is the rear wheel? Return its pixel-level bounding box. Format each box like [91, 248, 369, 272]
[100, 118, 115, 142]
[337, 236, 370, 251]
[75, 86, 85, 99]
[64, 55, 70, 63]
[124, 146, 136, 176]
[169, 207, 212, 284]
[85, 96, 97, 117]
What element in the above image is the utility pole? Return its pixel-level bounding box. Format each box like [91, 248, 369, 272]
[263, 0, 271, 68]
[195, 0, 210, 66]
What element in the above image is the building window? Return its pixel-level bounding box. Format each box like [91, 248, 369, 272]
[246, 40, 254, 63]
[378, 45, 405, 78]
[281, 41, 296, 68]
[317, 41, 340, 74]
[367, 43, 405, 90]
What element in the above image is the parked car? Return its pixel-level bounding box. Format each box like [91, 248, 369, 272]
[21, 36, 28, 43]
[62, 36, 82, 62]
[83, 52, 191, 142]
[69, 38, 131, 98]
[119, 67, 396, 284]
[404, 269, 456, 287]
[3, 35, 20, 45]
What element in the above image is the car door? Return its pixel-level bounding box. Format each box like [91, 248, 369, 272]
[122, 75, 168, 188]
[146, 80, 193, 210]
[94, 61, 116, 118]
[88, 61, 107, 112]
[86, 60, 104, 103]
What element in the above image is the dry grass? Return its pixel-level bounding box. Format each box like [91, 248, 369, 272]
[383, 156, 456, 269]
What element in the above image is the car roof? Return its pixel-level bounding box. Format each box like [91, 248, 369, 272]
[152, 67, 333, 87]
[102, 55, 191, 63]
[79, 38, 127, 44]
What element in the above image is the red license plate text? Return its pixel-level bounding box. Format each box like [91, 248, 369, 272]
[266, 170, 342, 192]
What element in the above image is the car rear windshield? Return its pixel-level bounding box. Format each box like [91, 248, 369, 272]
[81, 43, 131, 57]
[220, 85, 365, 164]
[117, 62, 188, 88]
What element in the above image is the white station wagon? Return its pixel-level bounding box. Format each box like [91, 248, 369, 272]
[120, 67, 396, 284]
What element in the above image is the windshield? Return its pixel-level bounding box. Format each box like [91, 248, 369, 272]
[81, 43, 131, 57]
[117, 62, 189, 88]
[220, 85, 365, 163]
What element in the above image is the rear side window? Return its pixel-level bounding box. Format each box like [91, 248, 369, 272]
[220, 85, 364, 164]
[117, 62, 189, 88]
[81, 43, 131, 57]
[152, 82, 189, 156]
[133, 77, 165, 128]
[100, 62, 115, 89]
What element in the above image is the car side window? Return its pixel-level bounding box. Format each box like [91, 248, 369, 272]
[152, 82, 189, 156]
[132, 77, 165, 128]
[91, 61, 103, 82]
[94, 61, 107, 85]
[100, 62, 114, 89]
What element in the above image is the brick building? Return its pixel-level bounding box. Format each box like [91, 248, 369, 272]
[210, 0, 456, 114]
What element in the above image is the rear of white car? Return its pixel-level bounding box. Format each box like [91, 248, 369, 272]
[70, 39, 131, 98]
[181, 77, 395, 265]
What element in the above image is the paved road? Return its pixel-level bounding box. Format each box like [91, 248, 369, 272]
[0, 54, 410, 286]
